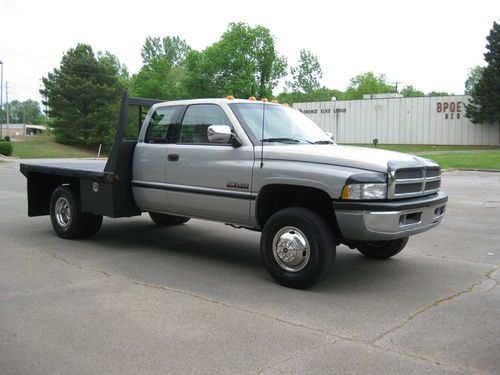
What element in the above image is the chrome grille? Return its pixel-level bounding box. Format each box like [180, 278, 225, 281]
[389, 167, 441, 198]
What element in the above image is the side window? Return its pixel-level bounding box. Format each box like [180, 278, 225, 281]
[145, 107, 179, 144]
[180, 104, 231, 144]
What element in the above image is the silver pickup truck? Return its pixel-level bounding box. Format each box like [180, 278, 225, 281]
[21, 93, 447, 288]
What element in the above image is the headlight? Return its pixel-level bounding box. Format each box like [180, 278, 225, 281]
[341, 183, 387, 200]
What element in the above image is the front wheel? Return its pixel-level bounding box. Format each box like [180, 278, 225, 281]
[356, 237, 409, 259]
[260, 207, 336, 289]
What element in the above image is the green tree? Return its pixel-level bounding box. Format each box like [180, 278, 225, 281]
[344, 72, 395, 99]
[141, 36, 191, 66]
[427, 91, 450, 96]
[130, 36, 190, 100]
[464, 65, 485, 95]
[467, 22, 500, 124]
[400, 85, 425, 97]
[41, 43, 125, 148]
[184, 22, 287, 99]
[130, 60, 188, 99]
[467, 21, 500, 124]
[3, 99, 45, 124]
[286, 50, 323, 93]
[99, 51, 130, 87]
[277, 87, 344, 106]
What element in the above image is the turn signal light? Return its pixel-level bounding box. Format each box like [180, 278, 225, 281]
[341, 185, 351, 199]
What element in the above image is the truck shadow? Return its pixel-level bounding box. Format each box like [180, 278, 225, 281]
[94, 218, 263, 268]
[87, 217, 423, 292]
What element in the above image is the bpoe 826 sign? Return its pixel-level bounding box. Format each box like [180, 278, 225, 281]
[436, 101, 463, 120]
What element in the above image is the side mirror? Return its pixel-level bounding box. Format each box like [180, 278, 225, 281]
[207, 125, 242, 147]
[325, 131, 334, 141]
[207, 125, 232, 143]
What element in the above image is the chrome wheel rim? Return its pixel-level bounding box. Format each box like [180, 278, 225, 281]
[272, 226, 310, 272]
[55, 197, 71, 228]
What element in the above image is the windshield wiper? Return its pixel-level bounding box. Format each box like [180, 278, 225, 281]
[313, 140, 334, 144]
[261, 137, 304, 143]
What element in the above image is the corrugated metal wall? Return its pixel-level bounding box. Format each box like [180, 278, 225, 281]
[293, 95, 500, 145]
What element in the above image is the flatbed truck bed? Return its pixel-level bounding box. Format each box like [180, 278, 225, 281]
[20, 93, 162, 219]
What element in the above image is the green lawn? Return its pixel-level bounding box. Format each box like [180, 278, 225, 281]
[12, 135, 100, 159]
[344, 144, 500, 170]
[419, 152, 500, 170]
[343, 144, 499, 153]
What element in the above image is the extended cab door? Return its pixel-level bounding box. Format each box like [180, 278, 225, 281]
[163, 104, 255, 225]
[132, 105, 183, 212]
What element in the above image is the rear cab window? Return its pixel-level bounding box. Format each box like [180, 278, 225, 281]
[145, 106, 182, 144]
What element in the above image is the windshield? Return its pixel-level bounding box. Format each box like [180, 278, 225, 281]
[229, 103, 333, 144]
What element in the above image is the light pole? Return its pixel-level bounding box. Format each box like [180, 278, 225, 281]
[0, 59, 3, 139]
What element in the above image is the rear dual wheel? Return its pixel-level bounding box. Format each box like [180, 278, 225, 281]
[50, 186, 102, 239]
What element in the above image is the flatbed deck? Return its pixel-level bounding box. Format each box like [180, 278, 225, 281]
[20, 160, 108, 181]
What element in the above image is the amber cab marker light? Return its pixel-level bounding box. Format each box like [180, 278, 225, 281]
[283, 103, 289, 106]
[248, 96, 256, 101]
[341, 185, 350, 199]
[271, 99, 279, 104]
[226, 95, 234, 100]
[261, 98, 269, 102]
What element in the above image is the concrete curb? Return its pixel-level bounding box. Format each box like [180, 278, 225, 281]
[0, 154, 18, 160]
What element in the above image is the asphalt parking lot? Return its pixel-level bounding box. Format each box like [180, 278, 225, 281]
[0, 159, 499, 375]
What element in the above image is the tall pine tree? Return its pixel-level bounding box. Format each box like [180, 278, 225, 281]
[41, 44, 126, 148]
[466, 22, 500, 125]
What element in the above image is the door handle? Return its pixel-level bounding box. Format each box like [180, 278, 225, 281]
[167, 154, 179, 162]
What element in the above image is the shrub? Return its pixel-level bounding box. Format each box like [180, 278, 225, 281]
[4, 135, 10, 142]
[0, 141, 13, 156]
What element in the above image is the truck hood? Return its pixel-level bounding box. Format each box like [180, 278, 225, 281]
[262, 144, 435, 172]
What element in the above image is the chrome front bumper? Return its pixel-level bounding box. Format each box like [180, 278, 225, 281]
[333, 192, 448, 241]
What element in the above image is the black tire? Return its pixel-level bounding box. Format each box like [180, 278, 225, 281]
[50, 186, 102, 239]
[80, 214, 103, 238]
[356, 237, 409, 259]
[260, 207, 336, 289]
[149, 212, 190, 226]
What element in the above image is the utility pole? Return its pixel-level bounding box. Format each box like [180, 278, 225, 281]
[5, 81, 9, 138]
[391, 81, 403, 92]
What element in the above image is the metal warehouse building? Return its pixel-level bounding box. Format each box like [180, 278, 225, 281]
[293, 95, 500, 145]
